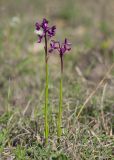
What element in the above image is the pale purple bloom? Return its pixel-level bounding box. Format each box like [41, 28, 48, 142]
[49, 38, 71, 56]
[35, 18, 56, 43]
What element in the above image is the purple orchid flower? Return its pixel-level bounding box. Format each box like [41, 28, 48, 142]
[49, 38, 71, 72]
[35, 18, 56, 43]
[49, 38, 71, 56]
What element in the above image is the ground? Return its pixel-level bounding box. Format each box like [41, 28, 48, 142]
[0, 0, 114, 159]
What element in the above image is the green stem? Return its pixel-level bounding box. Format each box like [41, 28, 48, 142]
[44, 34, 49, 144]
[57, 55, 63, 138]
[45, 61, 49, 144]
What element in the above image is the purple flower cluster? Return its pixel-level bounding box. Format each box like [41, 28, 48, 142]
[35, 18, 71, 58]
[49, 38, 71, 57]
[35, 18, 56, 43]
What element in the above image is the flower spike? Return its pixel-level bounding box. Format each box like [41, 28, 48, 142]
[35, 18, 56, 43]
[49, 38, 71, 56]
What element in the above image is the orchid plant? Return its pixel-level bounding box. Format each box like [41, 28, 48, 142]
[35, 18, 56, 144]
[35, 18, 71, 143]
[49, 39, 71, 138]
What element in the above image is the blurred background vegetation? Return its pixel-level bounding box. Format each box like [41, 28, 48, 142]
[0, 0, 114, 159]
